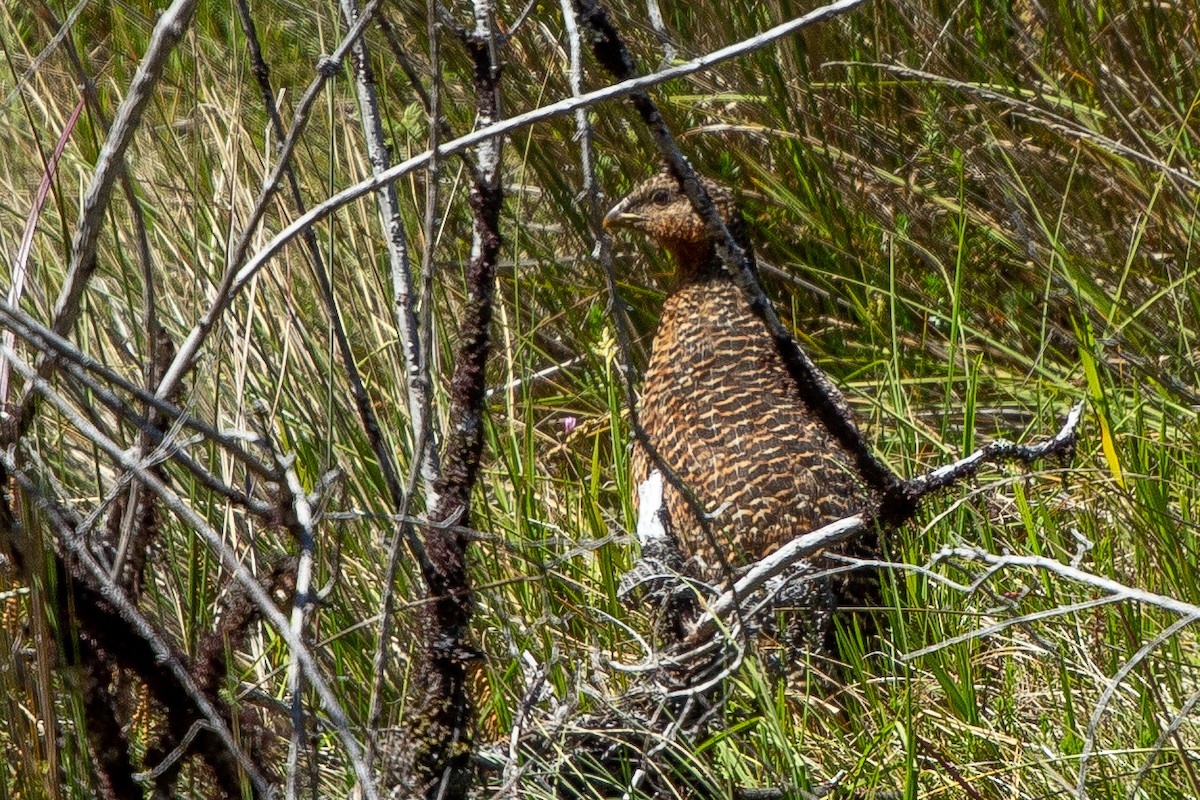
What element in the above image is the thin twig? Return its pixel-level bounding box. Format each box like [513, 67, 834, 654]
[11, 0, 193, 438]
[903, 401, 1084, 496]
[935, 547, 1200, 628]
[276, 444, 319, 800]
[49, 0, 194, 340]
[363, 0, 447, 766]
[3, 347, 381, 800]
[0, 301, 276, 479]
[1129, 687, 1200, 800]
[1077, 612, 1200, 797]
[339, 0, 439, 494]
[133, 720, 210, 784]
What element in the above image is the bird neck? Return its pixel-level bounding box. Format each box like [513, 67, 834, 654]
[665, 213, 755, 288]
[666, 237, 757, 290]
[665, 240, 725, 286]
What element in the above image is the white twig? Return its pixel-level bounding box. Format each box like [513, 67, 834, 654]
[901, 591, 1122, 661]
[499, 650, 553, 797]
[644, 0, 676, 68]
[1130, 687, 1200, 799]
[277, 448, 318, 800]
[939, 547, 1200, 621]
[686, 514, 867, 644]
[133, 720, 210, 783]
[1077, 612, 1200, 797]
[338, 0, 437, 492]
[50, 0, 197, 342]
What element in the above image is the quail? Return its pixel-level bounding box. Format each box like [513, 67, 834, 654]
[604, 169, 879, 658]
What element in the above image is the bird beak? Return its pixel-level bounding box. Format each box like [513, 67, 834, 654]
[602, 200, 642, 230]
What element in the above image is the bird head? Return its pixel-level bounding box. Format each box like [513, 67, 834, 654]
[603, 171, 742, 273]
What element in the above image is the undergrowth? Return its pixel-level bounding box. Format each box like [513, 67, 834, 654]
[1, 0, 1199, 797]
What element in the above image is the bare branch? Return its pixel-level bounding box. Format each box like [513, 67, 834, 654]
[276, 445, 319, 800]
[8, 0, 191, 445]
[50, 0, 195, 341]
[0, 454, 272, 797]
[1130, 687, 1200, 799]
[2, 346, 381, 800]
[934, 546, 1200, 625]
[364, 0, 446, 767]
[403, 2, 507, 796]
[903, 401, 1084, 496]
[1078, 613, 1200, 797]
[684, 514, 869, 647]
[338, 0, 439, 494]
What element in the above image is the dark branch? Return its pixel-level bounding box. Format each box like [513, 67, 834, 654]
[405, 14, 505, 800]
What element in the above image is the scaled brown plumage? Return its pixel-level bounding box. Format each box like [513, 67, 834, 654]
[605, 171, 877, 650]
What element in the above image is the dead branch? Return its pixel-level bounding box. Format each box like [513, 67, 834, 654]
[0, 453, 272, 797]
[402, 5, 506, 798]
[2, 346, 379, 799]
[338, 0, 440, 494]
[927, 543, 1200, 631]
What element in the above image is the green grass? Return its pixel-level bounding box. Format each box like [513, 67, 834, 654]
[3, 0, 1200, 797]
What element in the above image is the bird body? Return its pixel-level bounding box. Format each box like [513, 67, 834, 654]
[606, 170, 868, 572]
[632, 274, 863, 569]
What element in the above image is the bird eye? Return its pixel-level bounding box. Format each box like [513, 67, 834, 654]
[651, 189, 670, 206]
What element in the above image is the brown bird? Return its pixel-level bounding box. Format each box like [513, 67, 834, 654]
[604, 170, 877, 654]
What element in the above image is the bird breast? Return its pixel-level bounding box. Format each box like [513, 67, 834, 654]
[634, 278, 864, 569]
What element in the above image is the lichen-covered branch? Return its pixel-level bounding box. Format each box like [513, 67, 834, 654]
[404, 5, 505, 798]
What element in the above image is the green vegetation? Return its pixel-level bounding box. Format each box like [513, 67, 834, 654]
[1, 0, 1199, 797]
